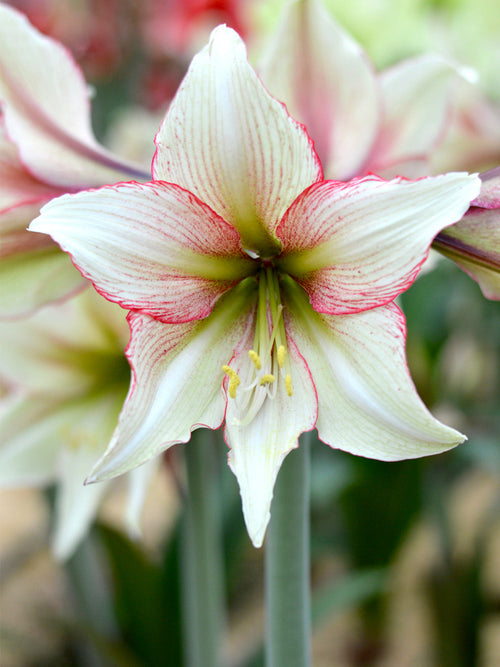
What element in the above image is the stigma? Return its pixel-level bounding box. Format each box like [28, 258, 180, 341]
[222, 268, 293, 425]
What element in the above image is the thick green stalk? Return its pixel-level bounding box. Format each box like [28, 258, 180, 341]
[181, 429, 226, 667]
[265, 432, 312, 667]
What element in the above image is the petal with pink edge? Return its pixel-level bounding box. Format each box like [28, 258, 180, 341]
[277, 173, 480, 314]
[260, 0, 379, 180]
[369, 55, 475, 174]
[434, 207, 500, 301]
[225, 316, 317, 547]
[0, 5, 147, 188]
[283, 277, 465, 460]
[30, 181, 256, 323]
[153, 25, 322, 256]
[87, 278, 258, 482]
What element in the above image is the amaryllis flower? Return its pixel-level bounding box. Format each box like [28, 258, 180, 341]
[30, 26, 480, 546]
[434, 168, 500, 300]
[0, 288, 156, 559]
[259, 0, 475, 181]
[0, 4, 148, 317]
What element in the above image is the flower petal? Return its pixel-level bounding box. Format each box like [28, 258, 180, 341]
[0, 207, 87, 318]
[0, 288, 127, 394]
[51, 391, 124, 559]
[0, 123, 61, 212]
[87, 278, 258, 482]
[277, 173, 481, 314]
[260, 0, 379, 180]
[474, 168, 500, 208]
[283, 277, 465, 460]
[0, 4, 147, 188]
[30, 181, 256, 323]
[153, 25, 322, 255]
[369, 55, 475, 174]
[124, 459, 159, 539]
[0, 394, 60, 486]
[434, 207, 500, 300]
[53, 444, 111, 559]
[225, 319, 317, 547]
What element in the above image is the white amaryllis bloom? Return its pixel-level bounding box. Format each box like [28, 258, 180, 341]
[0, 289, 156, 559]
[31, 26, 480, 547]
[0, 4, 148, 317]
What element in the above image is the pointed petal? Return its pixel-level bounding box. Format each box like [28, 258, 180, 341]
[283, 278, 465, 460]
[153, 25, 322, 255]
[260, 0, 379, 180]
[30, 181, 256, 323]
[0, 5, 147, 188]
[369, 55, 475, 174]
[277, 173, 481, 314]
[52, 443, 111, 560]
[434, 207, 500, 300]
[224, 316, 317, 547]
[88, 278, 258, 482]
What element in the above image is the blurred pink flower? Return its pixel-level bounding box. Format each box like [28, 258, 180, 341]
[0, 4, 149, 317]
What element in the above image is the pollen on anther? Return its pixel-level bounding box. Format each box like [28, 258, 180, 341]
[222, 365, 241, 398]
[259, 374, 275, 386]
[248, 349, 262, 369]
[285, 374, 293, 396]
[277, 345, 286, 368]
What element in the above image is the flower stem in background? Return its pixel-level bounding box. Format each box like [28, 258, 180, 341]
[181, 429, 226, 667]
[265, 432, 312, 667]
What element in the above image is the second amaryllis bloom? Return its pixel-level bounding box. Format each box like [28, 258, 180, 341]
[30, 26, 480, 546]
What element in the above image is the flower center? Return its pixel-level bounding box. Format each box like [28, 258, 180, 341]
[223, 267, 293, 426]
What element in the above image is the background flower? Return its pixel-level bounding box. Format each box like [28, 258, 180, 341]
[0, 288, 156, 559]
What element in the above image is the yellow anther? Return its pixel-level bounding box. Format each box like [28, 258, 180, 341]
[259, 374, 275, 386]
[248, 349, 262, 370]
[285, 374, 293, 396]
[277, 344, 286, 368]
[228, 375, 240, 398]
[222, 365, 241, 398]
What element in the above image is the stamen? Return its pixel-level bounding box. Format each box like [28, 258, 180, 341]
[285, 374, 293, 396]
[277, 345, 286, 368]
[222, 365, 241, 398]
[248, 349, 262, 370]
[259, 374, 275, 386]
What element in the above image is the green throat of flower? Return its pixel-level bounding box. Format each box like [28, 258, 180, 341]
[223, 267, 293, 426]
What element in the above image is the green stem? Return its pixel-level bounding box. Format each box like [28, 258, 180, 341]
[181, 429, 226, 667]
[265, 432, 312, 667]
